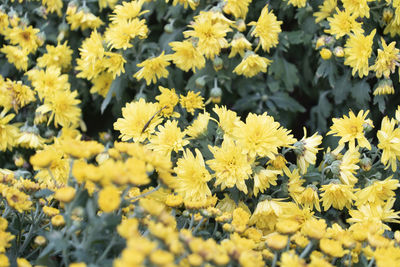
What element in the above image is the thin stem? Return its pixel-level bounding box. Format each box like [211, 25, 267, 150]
[299, 242, 313, 259]
[129, 184, 161, 202]
[193, 218, 205, 234]
[188, 213, 195, 230]
[367, 258, 375, 267]
[96, 235, 116, 263]
[271, 251, 278, 267]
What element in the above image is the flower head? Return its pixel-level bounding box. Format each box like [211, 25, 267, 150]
[133, 52, 171, 85]
[233, 52, 272, 77]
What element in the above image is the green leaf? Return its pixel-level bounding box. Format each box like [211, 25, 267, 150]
[332, 71, 351, 104]
[269, 54, 299, 92]
[100, 76, 122, 114]
[351, 80, 371, 107]
[373, 95, 387, 113]
[269, 92, 305, 112]
[34, 189, 54, 199]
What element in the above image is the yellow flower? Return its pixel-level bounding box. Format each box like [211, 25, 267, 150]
[344, 30, 376, 78]
[155, 86, 179, 117]
[280, 251, 306, 266]
[233, 112, 296, 159]
[355, 177, 400, 207]
[294, 128, 322, 174]
[229, 33, 252, 58]
[103, 52, 126, 78]
[299, 185, 321, 212]
[342, 0, 373, 18]
[325, 8, 363, 39]
[90, 72, 113, 97]
[207, 137, 253, 193]
[253, 167, 281, 196]
[213, 105, 241, 136]
[166, 0, 199, 9]
[320, 48, 332, 60]
[42, 206, 60, 217]
[149, 120, 189, 156]
[249, 198, 286, 230]
[42, 0, 63, 16]
[179, 91, 204, 114]
[320, 238, 346, 257]
[0, 45, 29, 71]
[16, 258, 31, 267]
[51, 215, 65, 227]
[233, 52, 272, 77]
[301, 218, 327, 239]
[374, 78, 395, 96]
[249, 4, 282, 52]
[377, 117, 400, 171]
[16, 131, 46, 149]
[66, 5, 104, 31]
[183, 11, 232, 59]
[337, 148, 360, 185]
[3, 187, 32, 213]
[110, 0, 148, 24]
[0, 111, 19, 151]
[0, 79, 35, 113]
[185, 112, 210, 138]
[169, 40, 205, 72]
[265, 233, 288, 250]
[104, 18, 148, 50]
[113, 98, 163, 142]
[133, 52, 171, 85]
[371, 38, 400, 78]
[327, 110, 371, 150]
[286, 0, 307, 8]
[5, 25, 40, 53]
[54, 187, 76, 203]
[348, 198, 400, 226]
[314, 0, 337, 23]
[37, 41, 73, 70]
[223, 0, 252, 19]
[320, 181, 356, 210]
[98, 186, 121, 212]
[36, 89, 81, 128]
[174, 149, 212, 202]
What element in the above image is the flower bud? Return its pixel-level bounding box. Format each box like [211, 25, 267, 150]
[320, 48, 332, 60]
[330, 160, 341, 176]
[210, 86, 222, 104]
[383, 8, 393, 24]
[236, 19, 246, 32]
[164, 23, 173, 33]
[334, 46, 344, 57]
[213, 56, 223, 71]
[195, 76, 206, 89]
[315, 37, 326, 50]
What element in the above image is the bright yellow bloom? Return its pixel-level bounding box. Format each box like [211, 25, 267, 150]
[169, 40, 205, 72]
[348, 198, 400, 226]
[98, 186, 121, 212]
[0, 111, 19, 151]
[320, 48, 332, 60]
[133, 52, 171, 85]
[155, 86, 180, 117]
[5, 25, 40, 53]
[377, 117, 400, 171]
[344, 30, 376, 78]
[3, 187, 32, 213]
[295, 128, 322, 174]
[325, 8, 364, 39]
[320, 238, 346, 258]
[207, 137, 253, 193]
[301, 218, 327, 239]
[314, 0, 337, 23]
[338, 148, 360, 185]
[249, 5, 282, 52]
[229, 33, 252, 58]
[213, 105, 241, 136]
[233, 112, 296, 159]
[233, 52, 272, 77]
[185, 112, 210, 138]
[54, 187, 76, 203]
[66, 5, 104, 31]
[342, 0, 373, 18]
[183, 11, 231, 59]
[0, 45, 29, 71]
[90, 72, 113, 97]
[104, 18, 148, 50]
[355, 177, 400, 207]
[371, 38, 400, 78]
[42, 0, 63, 16]
[299, 185, 321, 212]
[286, 0, 307, 8]
[16, 131, 46, 149]
[166, 0, 199, 9]
[327, 110, 371, 150]
[114, 99, 163, 142]
[223, 0, 252, 19]
[110, 0, 148, 24]
[320, 182, 356, 210]
[249, 198, 286, 230]
[179, 91, 204, 114]
[37, 41, 73, 70]
[103, 52, 126, 78]
[253, 167, 281, 196]
[374, 78, 395, 95]
[0, 79, 35, 113]
[149, 120, 189, 156]
[36, 89, 81, 128]
[174, 149, 212, 202]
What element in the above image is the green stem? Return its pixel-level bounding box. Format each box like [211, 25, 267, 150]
[193, 218, 205, 234]
[96, 235, 116, 264]
[129, 184, 161, 202]
[299, 242, 313, 259]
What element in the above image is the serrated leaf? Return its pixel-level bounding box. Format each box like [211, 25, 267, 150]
[351, 80, 370, 107]
[373, 95, 386, 113]
[34, 189, 54, 198]
[269, 92, 305, 112]
[269, 54, 299, 92]
[332, 72, 350, 104]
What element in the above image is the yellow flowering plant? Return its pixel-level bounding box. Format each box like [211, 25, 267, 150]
[1, 0, 400, 266]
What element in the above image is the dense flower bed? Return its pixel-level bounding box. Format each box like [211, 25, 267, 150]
[1, 0, 400, 266]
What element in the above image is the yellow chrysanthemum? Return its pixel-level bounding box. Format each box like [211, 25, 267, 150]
[169, 40, 205, 72]
[179, 91, 204, 114]
[113, 98, 163, 142]
[341, 0, 374, 18]
[133, 52, 171, 85]
[207, 137, 253, 193]
[104, 18, 148, 50]
[233, 112, 296, 159]
[149, 120, 189, 156]
[0, 45, 29, 71]
[371, 38, 400, 78]
[325, 8, 364, 39]
[42, 0, 63, 16]
[314, 0, 337, 23]
[90, 72, 113, 97]
[166, 0, 199, 10]
[344, 30, 376, 78]
[286, 0, 307, 8]
[327, 110, 371, 150]
[355, 177, 400, 207]
[213, 105, 241, 136]
[174, 149, 212, 202]
[233, 52, 272, 78]
[229, 33, 252, 58]
[37, 41, 73, 70]
[110, 0, 148, 24]
[223, 0, 252, 19]
[374, 79, 395, 95]
[377, 117, 400, 171]
[338, 148, 360, 185]
[155, 86, 180, 117]
[183, 11, 232, 59]
[249, 5, 282, 52]
[0, 111, 19, 151]
[320, 181, 356, 210]
[185, 112, 210, 138]
[5, 25, 40, 53]
[295, 128, 322, 174]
